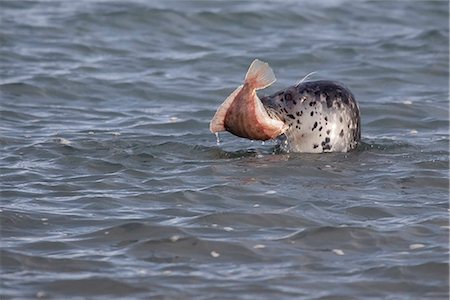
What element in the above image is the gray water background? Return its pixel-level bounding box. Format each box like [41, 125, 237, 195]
[1, 0, 449, 299]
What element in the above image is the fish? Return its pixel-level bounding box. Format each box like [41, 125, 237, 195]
[209, 59, 288, 141]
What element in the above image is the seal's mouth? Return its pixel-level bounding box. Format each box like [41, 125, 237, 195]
[259, 95, 286, 123]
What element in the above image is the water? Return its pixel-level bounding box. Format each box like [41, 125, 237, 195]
[1, 0, 449, 299]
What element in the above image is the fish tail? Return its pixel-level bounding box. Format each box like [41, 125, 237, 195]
[209, 85, 243, 133]
[209, 59, 276, 134]
[244, 59, 276, 90]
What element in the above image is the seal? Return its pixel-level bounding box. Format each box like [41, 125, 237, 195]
[210, 59, 361, 153]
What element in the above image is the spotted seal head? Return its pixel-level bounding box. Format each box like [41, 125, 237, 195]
[210, 59, 361, 153]
[260, 80, 361, 152]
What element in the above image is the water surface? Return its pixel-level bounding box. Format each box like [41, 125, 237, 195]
[1, 0, 449, 299]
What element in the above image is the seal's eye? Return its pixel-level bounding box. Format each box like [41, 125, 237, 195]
[284, 92, 292, 102]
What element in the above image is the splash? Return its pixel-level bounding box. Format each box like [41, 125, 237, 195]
[215, 132, 221, 145]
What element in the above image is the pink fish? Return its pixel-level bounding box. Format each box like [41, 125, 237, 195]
[209, 59, 288, 141]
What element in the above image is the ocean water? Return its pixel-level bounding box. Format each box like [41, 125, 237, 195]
[1, 0, 449, 299]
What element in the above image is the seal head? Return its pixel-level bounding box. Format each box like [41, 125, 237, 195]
[261, 80, 361, 152]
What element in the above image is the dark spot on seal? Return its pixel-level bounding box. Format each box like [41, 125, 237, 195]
[324, 117, 328, 122]
[326, 96, 333, 108]
[293, 100, 297, 105]
[322, 137, 331, 151]
[312, 122, 318, 131]
[314, 91, 321, 102]
[339, 117, 343, 123]
[310, 111, 314, 117]
[296, 119, 301, 124]
[309, 101, 316, 107]
[339, 129, 344, 137]
[296, 111, 301, 117]
[342, 96, 349, 105]
[321, 137, 331, 151]
[319, 126, 323, 131]
[313, 144, 318, 149]
[283, 108, 288, 113]
[326, 129, 331, 135]
[284, 92, 292, 102]
[287, 114, 295, 120]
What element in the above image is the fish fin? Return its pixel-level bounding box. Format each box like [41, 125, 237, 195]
[209, 85, 244, 133]
[244, 59, 276, 90]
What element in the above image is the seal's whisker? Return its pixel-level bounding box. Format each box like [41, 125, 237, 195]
[296, 71, 319, 85]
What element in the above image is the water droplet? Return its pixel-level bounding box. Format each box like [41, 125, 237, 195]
[170, 235, 180, 242]
[215, 132, 220, 144]
[138, 269, 147, 275]
[264, 190, 277, 195]
[210, 251, 220, 258]
[36, 291, 47, 298]
[55, 138, 72, 145]
[332, 249, 345, 255]
[409, 243, 425, 250]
